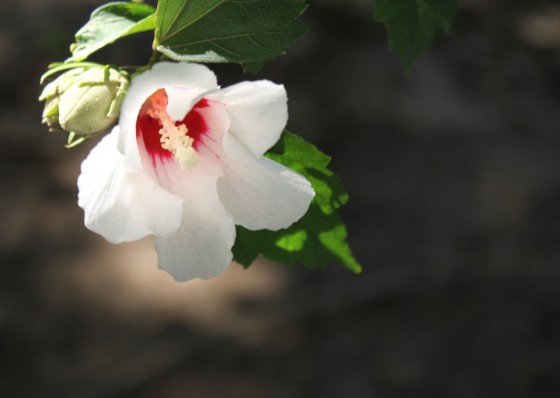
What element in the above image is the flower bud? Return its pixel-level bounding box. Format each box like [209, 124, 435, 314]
[39, 68, 84, 132]
[39, 66, 129, 138]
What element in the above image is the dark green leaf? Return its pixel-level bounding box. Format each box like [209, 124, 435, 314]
[373, 0, 457, 73]
[68, 2, 156, 62]
[154, 0, 307, 66]
[232, 132, 362, 274]
[241, 59, 269, 74]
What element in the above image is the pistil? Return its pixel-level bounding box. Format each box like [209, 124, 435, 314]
[144, 92, 199, 170]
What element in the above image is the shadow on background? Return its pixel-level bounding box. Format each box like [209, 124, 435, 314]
[1, 0, 560, 397]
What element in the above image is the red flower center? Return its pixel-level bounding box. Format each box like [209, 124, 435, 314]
[136, 88, 210, 168]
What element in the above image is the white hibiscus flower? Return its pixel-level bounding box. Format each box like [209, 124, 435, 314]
[77, 62, 315, 281]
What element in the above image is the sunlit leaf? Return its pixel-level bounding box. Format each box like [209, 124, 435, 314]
[233, 132, 362, 273]
[68, 2, 156, 62]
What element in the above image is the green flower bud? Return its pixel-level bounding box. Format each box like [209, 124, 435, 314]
[39, 66, 129, 138]
[39, 67, 84, 132]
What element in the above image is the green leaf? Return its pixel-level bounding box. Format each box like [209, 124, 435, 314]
[373, 0, 457, 73]
[232, 132, 362, 274]
[68, 2, 156, 62]
[241, 59, 269, 74]
[154, 0, 308, 66]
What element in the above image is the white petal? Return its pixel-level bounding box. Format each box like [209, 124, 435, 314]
[155, 160, 235, 282]
[165, 86, 208, 121]
[215, 80, 287, 159]
[78, 128, 183, 243]
[193, 101, 231, 157]
[118, 62, 219, 170]
[217, 135, 315, 231]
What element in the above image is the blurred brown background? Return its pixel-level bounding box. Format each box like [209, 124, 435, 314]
[1, 0, 560, 397]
